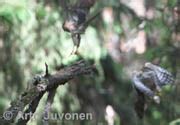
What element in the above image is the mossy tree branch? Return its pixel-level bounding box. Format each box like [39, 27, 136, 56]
[0, 60, 94, 125]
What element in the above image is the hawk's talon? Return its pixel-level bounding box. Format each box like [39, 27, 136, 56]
[153, 95, 160, 104]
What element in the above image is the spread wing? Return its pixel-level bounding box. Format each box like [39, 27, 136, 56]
[145, 63, 174, 86]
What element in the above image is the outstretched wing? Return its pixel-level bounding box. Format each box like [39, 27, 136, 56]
[145, 63, 174, 86]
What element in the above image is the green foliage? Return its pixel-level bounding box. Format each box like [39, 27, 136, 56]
[0, 0, 29, 24]
[0, 0, 179, 125]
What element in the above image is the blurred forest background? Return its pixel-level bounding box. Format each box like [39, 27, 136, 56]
[0, 0, 179, 125]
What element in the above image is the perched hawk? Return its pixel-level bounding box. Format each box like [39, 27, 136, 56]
[132, 62, 174, 118]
